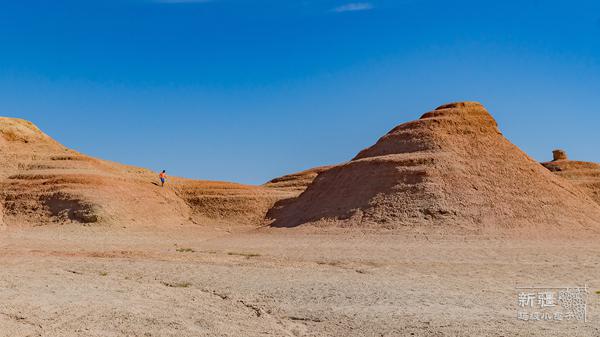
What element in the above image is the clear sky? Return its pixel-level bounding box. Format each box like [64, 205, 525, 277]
[1, 0, 599, 184]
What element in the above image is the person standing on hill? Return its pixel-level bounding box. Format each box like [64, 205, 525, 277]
[159, 170, 167, 187]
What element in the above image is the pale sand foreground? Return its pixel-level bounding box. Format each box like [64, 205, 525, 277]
[1, 226, 600, 337]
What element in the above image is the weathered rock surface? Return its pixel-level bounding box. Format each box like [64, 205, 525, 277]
[268, 102, 600, 233]
[264, 166, 334, 192]
[0, 117, 293, 228]
[542, 150, 600, 206]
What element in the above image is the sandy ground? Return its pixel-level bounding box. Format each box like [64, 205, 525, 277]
[1, 225, 600, 337]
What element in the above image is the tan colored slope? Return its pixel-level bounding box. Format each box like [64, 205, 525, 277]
[264, 166, 334, 192]
[542, 150, 600, 205]
[268, 102, 600, 233]
[0, 198, 4, 230]
[174, 179, 293, 226]
[0, 117, 293, 228]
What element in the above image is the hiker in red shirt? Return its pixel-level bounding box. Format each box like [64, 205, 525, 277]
[159, 170, 167, 187]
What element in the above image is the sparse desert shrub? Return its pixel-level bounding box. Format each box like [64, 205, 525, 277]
[227, 252, 261, 258]
[161, 281, 192, 288]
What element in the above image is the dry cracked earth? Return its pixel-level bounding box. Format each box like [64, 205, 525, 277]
[2, 225, 600, 337]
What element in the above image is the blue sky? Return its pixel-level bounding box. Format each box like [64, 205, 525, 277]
[1, 0, 599, 184]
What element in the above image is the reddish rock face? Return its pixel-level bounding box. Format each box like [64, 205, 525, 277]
[0, 117, 294, 228]
[268, 102, 600, 234]
[264, 166, 334, 192]
[542, 153, 600, 206]
[553, 149, 568, 161]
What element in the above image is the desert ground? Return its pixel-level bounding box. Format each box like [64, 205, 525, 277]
[2, 225, 600, 337]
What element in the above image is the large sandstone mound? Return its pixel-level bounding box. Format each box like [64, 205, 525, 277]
[0, 117, 293, 228]
[542, 150, 600, 205]
[268, 102, 600, 233]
